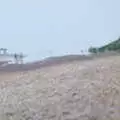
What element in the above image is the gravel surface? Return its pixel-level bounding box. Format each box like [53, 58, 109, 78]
[0, 56, 120, 120]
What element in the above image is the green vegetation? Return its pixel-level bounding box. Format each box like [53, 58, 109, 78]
[88, 47, 98, 53]
[89, 37, 120, 53]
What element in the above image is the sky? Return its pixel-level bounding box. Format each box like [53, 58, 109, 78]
[0, 0, 120, 61]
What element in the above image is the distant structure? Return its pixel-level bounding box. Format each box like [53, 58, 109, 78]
[0, 48, 27, 66]
[13, 52, 26, 64]
[0, 48, 8, 54]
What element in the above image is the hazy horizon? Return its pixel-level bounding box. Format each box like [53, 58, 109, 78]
[0, 0, 120, 61]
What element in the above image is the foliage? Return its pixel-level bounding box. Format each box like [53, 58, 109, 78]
[88, 47, 98, 53]
[88, 37, 120, 53]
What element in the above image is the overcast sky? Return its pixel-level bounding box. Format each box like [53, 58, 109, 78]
[0, 0, 120, 61]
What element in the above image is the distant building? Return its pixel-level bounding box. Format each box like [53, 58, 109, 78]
[0, 48, 26, 66]
[0, 54, 15, 64]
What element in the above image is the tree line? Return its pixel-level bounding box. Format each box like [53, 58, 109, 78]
[88, 37, 120, 53]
